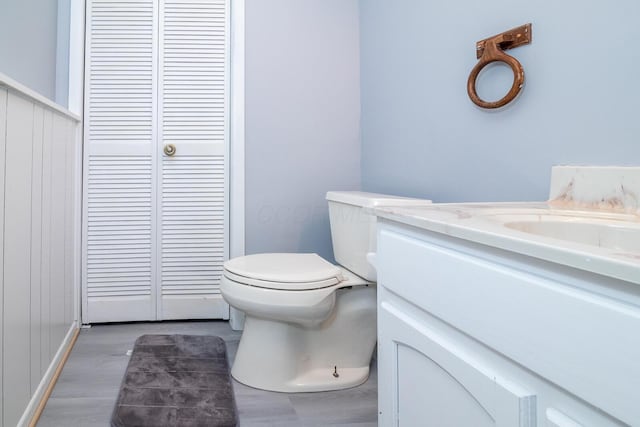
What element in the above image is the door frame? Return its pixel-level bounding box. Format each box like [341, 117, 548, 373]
[70, 0, 246, 324]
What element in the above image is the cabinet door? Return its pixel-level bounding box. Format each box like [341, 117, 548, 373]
[378, 301, 536, 427]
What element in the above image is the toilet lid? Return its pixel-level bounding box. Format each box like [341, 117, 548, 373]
[223, 253, 344, 290]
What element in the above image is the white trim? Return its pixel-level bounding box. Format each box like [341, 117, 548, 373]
[0, 73, 79, 121]
[80, 0, 91, 324]
[223, 0, 231, 258]
[16, 323, 79, 427]
[223, 0, 232, 321]
[68, 0, 86, 116]
[69, 0, 85, 325]
[73, 123, 83, 325]
[230, 0, 245, 258]
[229, 0, 246, 330]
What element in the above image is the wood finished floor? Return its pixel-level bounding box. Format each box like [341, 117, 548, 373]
[37, 321, 378, 426]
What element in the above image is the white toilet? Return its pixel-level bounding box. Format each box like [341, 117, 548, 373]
[220, 191, 431, 392]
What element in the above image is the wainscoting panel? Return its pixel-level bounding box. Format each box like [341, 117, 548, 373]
[0, 73, 81, 427]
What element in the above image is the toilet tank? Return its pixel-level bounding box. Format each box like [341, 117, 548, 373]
[326, 191, 431, 281]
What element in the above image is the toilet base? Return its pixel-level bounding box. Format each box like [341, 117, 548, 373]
[230, 286, 377, 393]
[233, 365, 370, 393]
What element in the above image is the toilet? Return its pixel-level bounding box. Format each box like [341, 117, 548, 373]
[220, 191, 431, 392]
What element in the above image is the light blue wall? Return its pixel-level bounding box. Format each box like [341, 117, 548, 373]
[0, 0, 60, 100]
[245, 0, 361, 260]
[360, 0, 640, 202]
[55, 0, 71, 107]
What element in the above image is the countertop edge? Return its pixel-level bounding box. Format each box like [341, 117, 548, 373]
[374, 205, 640, 286]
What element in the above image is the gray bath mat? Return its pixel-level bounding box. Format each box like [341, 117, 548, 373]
[111, 334, 238, 427]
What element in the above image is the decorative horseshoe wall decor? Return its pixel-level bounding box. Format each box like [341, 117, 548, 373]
[467, 23, 532, 109]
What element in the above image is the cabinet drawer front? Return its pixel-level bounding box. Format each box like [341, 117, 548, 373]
[378, 226, 640, 425]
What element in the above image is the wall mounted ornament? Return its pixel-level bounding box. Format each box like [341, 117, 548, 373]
[467, 23, 532, 109]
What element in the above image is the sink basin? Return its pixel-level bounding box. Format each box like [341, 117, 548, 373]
[483, 212, 640, 253]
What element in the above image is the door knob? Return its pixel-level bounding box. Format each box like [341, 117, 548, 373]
[163, 144, 176, 156]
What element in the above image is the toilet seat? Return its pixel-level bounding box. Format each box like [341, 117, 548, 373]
[223, 253, 345, 291]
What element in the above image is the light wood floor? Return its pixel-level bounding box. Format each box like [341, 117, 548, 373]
[37, 321, 378, 426]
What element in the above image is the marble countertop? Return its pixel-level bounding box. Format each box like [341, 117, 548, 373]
[374, 202, 640, 285]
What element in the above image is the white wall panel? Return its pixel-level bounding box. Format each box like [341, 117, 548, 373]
[40, 109, 54, 366]
[51, 114, 70, 350]
[0, 74, 80, 426]
[3, 92, 35, 427]
[30, 105, 45, 393]
[65, 119, 76, 327]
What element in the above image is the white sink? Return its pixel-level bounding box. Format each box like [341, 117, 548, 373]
[483, 211, 640, 253]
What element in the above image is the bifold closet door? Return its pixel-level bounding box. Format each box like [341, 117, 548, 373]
[84, 0, 158, 322]
[83, 0, 229, 323]
[158, 0, 228, 320]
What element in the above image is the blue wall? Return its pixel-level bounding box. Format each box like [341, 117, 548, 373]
[360, 0, 640, 202]
[245, 0, 361, 260]
[0, 0, 60, 101]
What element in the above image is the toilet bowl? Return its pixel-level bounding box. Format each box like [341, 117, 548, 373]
[221, 191, 432, 392]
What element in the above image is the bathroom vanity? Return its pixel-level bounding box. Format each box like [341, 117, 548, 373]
[374, 167, 640, 426]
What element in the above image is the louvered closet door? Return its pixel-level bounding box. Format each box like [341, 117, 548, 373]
[84, 0, 158, 322]
[158, 0, 228, 320]
[83, 0, 229, 323]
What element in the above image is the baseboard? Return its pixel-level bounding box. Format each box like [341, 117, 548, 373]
[17, 322, 80, 427]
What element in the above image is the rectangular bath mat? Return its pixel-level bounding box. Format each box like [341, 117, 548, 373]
[111, 334, 238, 427]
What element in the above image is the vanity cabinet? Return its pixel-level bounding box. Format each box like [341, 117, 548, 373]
[377, 221, 639, 427]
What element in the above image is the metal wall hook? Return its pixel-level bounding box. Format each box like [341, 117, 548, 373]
[467, 23, 532, 109]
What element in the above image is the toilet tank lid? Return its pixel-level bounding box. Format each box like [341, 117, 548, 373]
[224, 253, 343, 284]
[326, 191, 432, 208]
